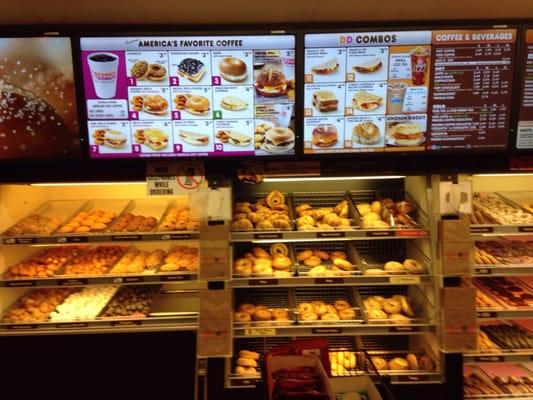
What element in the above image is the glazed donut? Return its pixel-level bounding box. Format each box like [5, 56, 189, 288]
[333, 258, 353, 271]
[313, 303, 328, 316]
[147, 63, 167, 80]
[271, 309, 288, 319]
[330, 251, 347, 259]
[237, 357, 257, 368]
[297, 249, 313, 262]
[252, 247, 271, 259]
[384, 261, 405, 274]
[371, 357, 388, 371]
[270, 243, 289, 256]
[239, 350, 260, 360]
[300, 311, 318, 321]
[321, 312, 340, 321]
[382, 299, 402, 314]
[238, 303, 256, 315]
[297, 302, 314, 314]
[303, 256, 322, 267]
[231, 219, 254, 231]
[403, 259, 424, 274]
[313, 250, 330, 260]
[419, 355, 434, 371]
[272, 255, 292, 270]
[253, 309, 272, 321]
[334, 300, 351, 311]
[266, 190, 285, 208]
[234, 311, 252, 322]
[339, 308, 356, 320]
[406, 353, 419, 370]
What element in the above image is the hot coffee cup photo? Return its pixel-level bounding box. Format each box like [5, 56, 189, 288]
[88, 52, 119, 99]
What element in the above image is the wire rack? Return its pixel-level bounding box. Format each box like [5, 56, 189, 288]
[291, 191, 358, 230]
[364, 350, 436, 373]
[354, 240, 406, 265]
[326, 336, 357, 350]
[235, 287, 293, 309]
[293, 287, 363, 324]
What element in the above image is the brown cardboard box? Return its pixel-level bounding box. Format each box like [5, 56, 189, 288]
[438, 217, 471, 241]
[441, 308, 478, 352]
[441, 287, 477, 310]
[440, 240, 473, 275]
[266, 355, 334, 400]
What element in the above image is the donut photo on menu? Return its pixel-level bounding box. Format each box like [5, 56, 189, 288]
[0, 38, 79, 159]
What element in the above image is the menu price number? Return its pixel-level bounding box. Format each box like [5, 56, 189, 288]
[477, 311, 497, 318]
[170, 76, 180, 86]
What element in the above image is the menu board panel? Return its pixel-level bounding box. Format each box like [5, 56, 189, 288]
[428, 29, 516, 150]
[0, 37, 79, 159]
[303, 28, 516, 154]
[517, 29, 533, 150]
[80, 35, 296, 158]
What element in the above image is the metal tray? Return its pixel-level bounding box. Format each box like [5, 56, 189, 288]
[232, 192, 295, 232]
[233, 287, 294, 327]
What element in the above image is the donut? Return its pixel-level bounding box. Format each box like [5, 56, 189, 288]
[253, 309, 272, 321]
[272, 255, 292, 270]
[313, 303, 328, 316]
[271, 309, 288, 319]
[300, 311, 318, 321]
[384, 261, 405, 274]
[330, 251, 347, 259]
[339, 308, 356, 320]
[406, 353, 419, 370]
[371, 357, 388, 370]
[333, 258, 353, 271]
[252, 263, 273, 276]
[297, 303, 314, 313]
[297, 249, 313, 262]
[313, 250, 330, 260]
[303, 256, 322, 267]
[419, 355, 434, 371]
[270, 243, 288, 256]
[334, 300, 351, 311]
[239, 350, 260, 360]
[238, 303, 256, 315]
[321, 312, 340, 320]
[234, 311, 251, 322]
[252, 247, 271, 259]
[367, 309, 388, 319]
[403, 259, 424, 274]
[234, 258, 253, 273]
[237, 357, 257, 368]
[147, 63, 167, 81]
[382, 299, 402, 314]
[400, 297, 415, 317]
[266, 190, 285, 208]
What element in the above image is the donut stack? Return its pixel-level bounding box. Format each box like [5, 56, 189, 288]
[233, 243, 293, 278]
[297, 299, 356, 322]
[363, 294, 414, 324]
[231, 190, 291, 231]
[234, 350, 260, 376]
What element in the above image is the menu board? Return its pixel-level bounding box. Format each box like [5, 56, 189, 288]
[303, 31, 432, 153]
[0, 37, 79, 159]
[80, 35, 296, 158]
[428, 29, 516, 150]
[517, 29, 533, 150]
[303, 28, 516, 154]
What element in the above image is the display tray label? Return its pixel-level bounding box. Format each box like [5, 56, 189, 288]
[312, 327, 342, 334]
[5, 280, 36, 287]
[55, 236, 89, 243]
[249, 279, 279, 286]
[6, 324, 38, 330]
[317, 231, 346, 238]
[232, 378, 257, 386]
[58, 279, 88, 286]
[396, 375, 430, 382]
[470, 227, 494, 233]
[389, 326, 417, 332]
[366, 230, 395, 237]
[110, 320, 142, 326]
[395, 229, 428, 237]
[157, 233, 193, 240]
[476, 268, 492, 275]
[244, 328, 276, 336]
[519, 226, 533, 233]
[389, 276, 421, 284]
[253, 233, 283, 240]
[55, 322, 89, 328]
[13, 238, 37, 244]
[159, 274, 191, 282]
[112, 235, 142, 241]
[123, 276, 145, 283]
[315, 278, 345, 284]
[473, 356, 504, 362]
[477, 311, 498, 318]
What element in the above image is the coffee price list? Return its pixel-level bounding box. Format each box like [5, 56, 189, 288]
[517, 29, 533, 149]
[428, 29, 517, 150]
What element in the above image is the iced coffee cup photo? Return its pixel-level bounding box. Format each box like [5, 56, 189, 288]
[387, 82, 407, 115]
[88, 52, 119, 99]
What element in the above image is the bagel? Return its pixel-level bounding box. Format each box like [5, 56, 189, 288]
[321, 312, 340, 320]
[266, 190, 285, 208]
[363, 298, 383, 310]
[296, 249, 313, 262]
[237, 303, 256, 315]
[389, 313, 411, 324]
[334, 300, 351, 311]
[252, 309, 272, 321]
[252, 263, 273, 276]
[239, 350, 260, 360]
[382, 299, 402, 314]
[231, 219, 254, 231]
[333, 258, 353, 271]
[272, 255, 292, 270]
[270, 243, 289, 256]
[273, 270, 292, 278]
[234, 311, 251, 322]
[234, 258, 253, 276]
[235, 366, 257, 376]
[403, 258, 424, 274]
[271, 309, 288, 319]
[313, 250, 330, 260]
[398, 296, 415, 317]
[406, 353, 419, 370]
[384, 261, 405, 274]
[388, 357, 409, 371]
[330, 251, 347, 259]
[297, 302, 314, 314]
[243, 252, 256, 261]
[367, 309, 388, 319]
[303, 256, 322, 267]
[313, 303, 328, 316]
[339, 308, 356, 320]
[300, 311, 318, 321]
[237, 357, 257, 368]
[252, 247, 271, 259]
[185, 95, 210, 115]
[326, 305, 337, 314]
[253, 257, 272, 269]
[371, 357, 388, 370]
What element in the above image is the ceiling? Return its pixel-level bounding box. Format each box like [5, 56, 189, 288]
[1, 0, 532, 25]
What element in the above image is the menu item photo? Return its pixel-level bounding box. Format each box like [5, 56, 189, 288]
[354, 57, 383, 73]
[312, 58, 340, 75]
[254, 68, 287, 97]
[312, 124, 339, 147]
[220, 95, 248, 111]
[353, 121, 380, 145]
[218, 56, 249, 83]
[387, 121, 425, 147]
[313, 90, 339, 112]
[352, 90, 383, 112]
[178, 130, 210, 146]
[134, 127, 170, 151]
[177, 58, 207, 83]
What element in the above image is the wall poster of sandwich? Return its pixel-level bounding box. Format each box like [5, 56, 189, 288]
[81, 35, 295, 158]
[303, 30, 431, 154]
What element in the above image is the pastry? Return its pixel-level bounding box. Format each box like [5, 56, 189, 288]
[237, 357, 257, 368]
[147, 63, 167, 81]
[131, 60, 149, 80]
[239, 350, 260, 360]
[270, 243, 289, 257]
[177, 58, 206, 82]
[353, 122, 380, 145]
[406, 353, 419, 370]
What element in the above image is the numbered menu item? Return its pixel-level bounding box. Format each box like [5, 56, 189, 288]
[428, 29, 517, 150]
[80, 35, 295, 158]
[304, 31, 431, 153]
[517, 29, 533, 149]
[0, 37, 79, 159]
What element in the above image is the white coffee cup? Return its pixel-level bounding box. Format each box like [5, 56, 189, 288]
[88, 52, 119, 99]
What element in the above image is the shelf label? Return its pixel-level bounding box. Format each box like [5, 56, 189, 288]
[473, 356, 504, 362]
[477, 311, 498, 318]
[389, 326, 417, 333]
[5, 280, 36, 287]
[366, 230, 394, 237]
[110, 320, 142, 326]
[315, 278, 345, 284]
[56, 236, 89, 243]
[123, 276, 145, 283]
[13, 238, 37, 244]
[519, 226, 533, 233]
[389, 276, 421, 284]
[232, 378, 256, 386]
[58, 278, 88, 286]
[244, 328, 276, 336]
[397, 375, 430, 382]
[395, 230, 428, 237]
[249, 279, 279, 286]
[157, 233, 194, 240]
[159, 274, 191, 282]
[470, 227, 494, 233]
[312, 327, 343, 334]
[317, 231, 346, 238]
[112, 235, 141, 241]
[253, 233, 283, 240]
[55, 322, 88, 329]
[476, 268, 491, 275]
[6, 324, 38, 330]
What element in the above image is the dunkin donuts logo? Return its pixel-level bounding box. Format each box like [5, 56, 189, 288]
[339, 34, 398, 45]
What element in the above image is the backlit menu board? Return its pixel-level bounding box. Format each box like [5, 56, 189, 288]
[0, 37, 79, 159]
[80, 35, 295, 158]
[303, 28, 516, 154]
[517, 29, 533, 150]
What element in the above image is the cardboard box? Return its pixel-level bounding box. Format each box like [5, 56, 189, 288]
[441, 287, 477, 310]
[438, 217, 471, 241]
[440, 240, 473, 275]
[266, 355, 334, 400]
[331, 376, 383, 400]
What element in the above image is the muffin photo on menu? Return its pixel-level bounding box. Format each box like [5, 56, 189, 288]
[0, 38, 79, 159]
